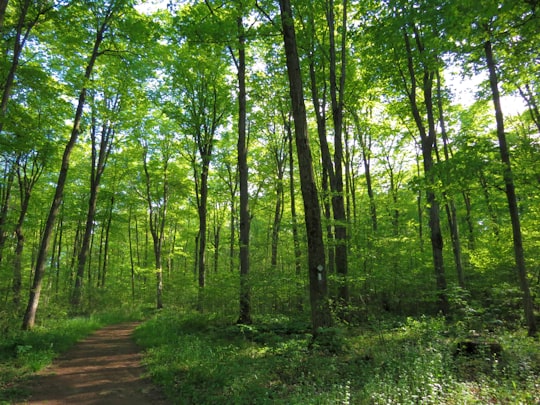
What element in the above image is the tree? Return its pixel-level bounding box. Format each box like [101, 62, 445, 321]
[164, 36, 229, 310]
[278, 0, 332, 333]
[71, 93, 120, 308]
[22, 0, 129, 330]
[484, 38, 536, 336]
[140, 128, 174, 310]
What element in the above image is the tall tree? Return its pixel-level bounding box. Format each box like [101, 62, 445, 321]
[164, 37, 229, 310]
[71, 93, 120, 307]
[400, 24, 448, 315]
[22, 0, 126, 330]
[234, 13, 252, 324]
[484, 38, 536, 336]
[141, 130, 173, 310]
[278, 0, 332, 333]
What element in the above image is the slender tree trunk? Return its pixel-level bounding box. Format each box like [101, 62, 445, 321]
[286, 119, 303, 310]
[142, 145, 168, 310]
[401, 28, 448, 315]
[72, 102, 116, 306]
[13, 156, 43, 307]
[101, 194, 114, 288]
[134, 214, 141, 267]
[197, 163, 209, 311]
[415, 153, 424, 250]
[321, 169, 335, 275]
[0, 0, 30, 134]
[352, 112, 377, 231]
[13, 190, 30, 307]
[271, 173, 284, 269]
[0, 163, 14, 267]
[344, 125, 357, 224]
[235, 16, 252, 324]
[435, 70, 465, 288]
[308, 60, 334, 275]
[484, 40, 536, 336]
[128, 207, 136, 302]
[518, 83, 540, 134]
[212, 217, 220, 274]
[279, 0, 332, 333]
[226, 162, 237, 272]
[0, 0, 8, 33]
[22, 19, 109, 329]
[326, 0, 349, 304]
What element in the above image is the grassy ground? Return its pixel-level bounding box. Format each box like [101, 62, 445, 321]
[0, 308, 146, 404]
[1, 307, 538, 404]
[134, 310, 540, 404]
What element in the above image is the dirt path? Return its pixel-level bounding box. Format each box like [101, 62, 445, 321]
[18, 322, 169, 405]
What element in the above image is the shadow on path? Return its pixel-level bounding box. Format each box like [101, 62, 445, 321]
[17, 322, 168, 405]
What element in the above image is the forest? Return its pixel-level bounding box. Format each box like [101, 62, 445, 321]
[0, 0, 539, 403]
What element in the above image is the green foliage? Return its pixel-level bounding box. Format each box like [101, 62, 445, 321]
[136, 311, 540, 404]
[0, 308, 147, 403]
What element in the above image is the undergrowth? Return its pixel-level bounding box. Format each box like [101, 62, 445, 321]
[0, 305, 149, 404]
[135, 310, 540, 404]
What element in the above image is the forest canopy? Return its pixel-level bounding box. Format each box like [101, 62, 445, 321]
[0, 0, 539, 338]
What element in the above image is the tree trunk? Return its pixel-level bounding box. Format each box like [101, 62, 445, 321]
[326, 0, 349, 304]
[0, 0, 8, 34]
[13, 155, 44, 307]
[0, 0, 30, 133]
[484, 40, 537, 337]
[128, 207, 136, 303]
[279, 0, 332, 333]
[212, 219, 220, 274]
[270, 172, 284, 269]
[235, 16, 252, 324]
[308, 60, 334, 275]
[286, 118, 303, 310]
[435, 70, 465, 288]
[72, 100, 116, 306]
[100, 194, 114, 288]
[142, 145, 168, 310]
[226, 162, 237, 272]
[518, 83, 540, 134]
[22, 18, 108, 330]
[197, 161, 209, 310]
[401, 28, 448, 315]
[352, 111, 377, 232]
[0, 163, 14, 267]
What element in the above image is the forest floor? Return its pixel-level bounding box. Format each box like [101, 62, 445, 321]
[15, 322, 168, 405]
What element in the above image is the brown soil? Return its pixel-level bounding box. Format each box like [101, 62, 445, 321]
[17, 322, 169, 405]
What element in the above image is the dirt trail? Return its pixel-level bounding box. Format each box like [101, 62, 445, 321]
[18, 322, 168, 405]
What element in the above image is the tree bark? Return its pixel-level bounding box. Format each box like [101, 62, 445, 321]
[484, 40, 537, 336]
[285, 116, 303, 310]
[326, 0, 349, 304]
[0, 163, 14, 267]
[279, 0, 332, 333]
[128, 207, 136, 303]
[142, 144, 168, 310]
[352, 111, 377, 232]
[71, 103, 116, 307]
[22, 16, 109, 330]
[100, 194, 114, 288]
[435, 70, 465, 288]
[0, 0, 8, 34]
[401, 28, 448, 315]
[270, 137, 286, 270]
[13, 155, 44, 307]
[234, 16, 252, 324]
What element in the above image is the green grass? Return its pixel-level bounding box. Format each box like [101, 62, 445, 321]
[135, 310, 540, 404]
[0, 305, 150, 404]
[2, 307, 538, 404]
